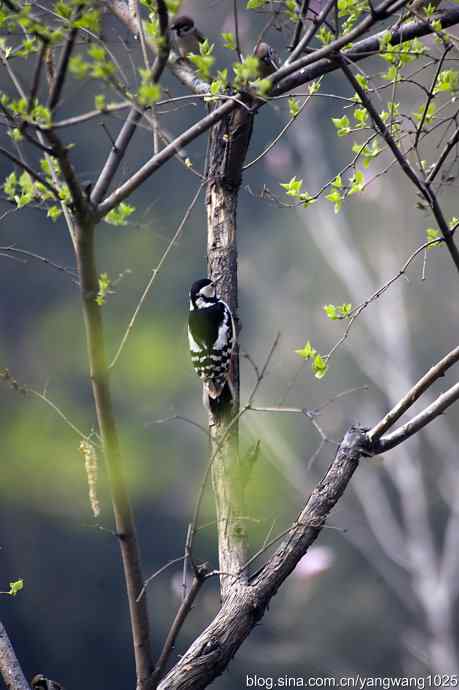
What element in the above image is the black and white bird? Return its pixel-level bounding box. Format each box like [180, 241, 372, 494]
[188, 278, 235, 412]
[170, 15, 205, 59]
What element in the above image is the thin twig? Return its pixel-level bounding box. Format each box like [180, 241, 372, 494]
[338, 54, 459, 273]
[233, 0, 243, 62]
[0, 146, 60, 200]
[151, 564, 210, 687]
[48, 6, 81, 111]
[136, 557, 185, 602]
[290, 0, 310, 52]
[0, 246, 79, 283]
[109, 183, 204, 369]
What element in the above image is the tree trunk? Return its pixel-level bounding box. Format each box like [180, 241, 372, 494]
[206, 100, 254, 600]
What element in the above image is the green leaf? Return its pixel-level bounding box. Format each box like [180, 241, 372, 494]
[295, 340, 316, 360]
[247, 0, 266, 7]
[331, 115, 351, 137]
[355, 73, 369, 91]
[74, 9, 101, 33]
[8, 579, 23, 596]
[288, 97, 300, 119]
[353, 107, 368, 126]
[252, 78, 272, 96]
[221, 32, 236, 50]
[299, 192, 316, 208]
[312, 354, 328, 379]
[317, 25, 334, 45]
[413, 101, 436, 124]
[96, 273, 111, 306]
[47, 206, 62, 222]
[188, 49, 215, 80]
[324, 304, 338, 320]
[433, 70, 459, 94]
[325, 189, 343, 214]
[349, 169, 365, 194]
[426, 227, 442, 247]
[69, 54, 90, 79]
[233, 54, 260, 87]
[104, 202, 135, 226]
[352, 139, 382, 167]
[280, 176, 303, 197]
[8, 127, 23, 142]
[308, 80, 321, 95]
[3, 171, 17, 199]
[137, 81, 160, 106]
[95, 94, 106, 110]
[383, 65, 400, 82]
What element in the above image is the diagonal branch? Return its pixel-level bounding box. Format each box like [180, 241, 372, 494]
[159, 337, 459, 687]
[275, 9, 459, 95]
[0, 146, 60, 199]
[0, 621, 30, 690]
[151, 564, 210, 687]
[369, 345, 459, 441]
[48, 6, 82, 111]
[95, 9, 459, 219]
[338, 55, 459, 273]
[96, 99, 235, 218]
[374, 381, 459, 453]
[90, 0, 169, 206]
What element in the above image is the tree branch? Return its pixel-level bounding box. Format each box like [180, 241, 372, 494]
[74, 219, 153, 690]
[369, 345, 459, 441]
[90, 0, 169, 206]
[0, 622, 30, 690]
[158, 427, 368, 689]
[338, 55, 459, 273]
[374, 381, 459, 453]
[275, 9, 459, 95]
[48, 6, 82, 111]
[151, 564, 210, 687]
[0, 146, 60, 200]
[95, 99, 235, 218]
[94, 9, 459, 218]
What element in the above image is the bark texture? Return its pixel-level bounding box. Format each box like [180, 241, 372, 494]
[206, 99, 254, 599]
[0, 623, 29, 690]
[158, 427, 367, 689]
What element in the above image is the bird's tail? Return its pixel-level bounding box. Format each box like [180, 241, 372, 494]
[204, 380, 234, 419]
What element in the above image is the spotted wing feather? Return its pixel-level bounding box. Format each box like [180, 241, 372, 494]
[188, 302, 235, 399]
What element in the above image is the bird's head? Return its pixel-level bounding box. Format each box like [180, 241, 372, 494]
[254, 42, 278, 73]
[190, 278, 217, 309]
[170, 15, 195, 36]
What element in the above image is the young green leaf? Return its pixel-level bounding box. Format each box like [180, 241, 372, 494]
[312, 354, 328, 379]
[295, 341, 316, 360]
[9, 579, 24, 596]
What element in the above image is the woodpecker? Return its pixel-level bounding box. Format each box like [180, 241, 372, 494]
[254, 42, 279, 78]
[31, 675, 64, 690]
[170, 16, 205, 59]
[188, 278, 235, 412]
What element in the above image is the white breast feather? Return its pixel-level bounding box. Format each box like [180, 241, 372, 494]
[188, 326, 202, 353]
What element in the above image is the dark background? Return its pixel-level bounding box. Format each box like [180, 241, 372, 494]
[1, 1, 458, 688]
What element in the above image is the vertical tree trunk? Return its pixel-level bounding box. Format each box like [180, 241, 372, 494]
[206, 102, 254, 599]
[74, 220, 153, 690]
